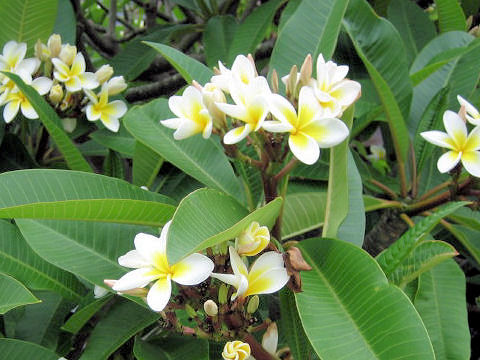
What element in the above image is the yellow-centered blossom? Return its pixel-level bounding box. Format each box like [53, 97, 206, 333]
[52, 51, 98, 92]
[84, 83, 127, 132]
[421, 110, 480, 177]
[236, 221, 270, 256]
[222, 341, 251, 360]
[212, 54, 258, 93]
[112, 221, 214, 312]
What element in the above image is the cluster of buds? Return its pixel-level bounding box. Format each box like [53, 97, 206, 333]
[161, 53, 361, 165]
[0, 34, 127, 132]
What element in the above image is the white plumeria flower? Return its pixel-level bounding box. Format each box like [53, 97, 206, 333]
[211, 246, 289, 301]
[236, 221, 270, 257]
[222, 340, 251, 360]
[161, 85, 213, 140]
[212, 54, 258, 93]
[0, 74, 52, 123]
[263, 86, 349, 165]
[457, 95, 480, 126]
[421, 110, 480, 177]
[84, 83, 127, 132]
[309, 54, 361, 118]
[216, 76, 271, 144]
[0, 41, 39, 77]
[52, 52, 98, 92]
[112, 221, 214, 312]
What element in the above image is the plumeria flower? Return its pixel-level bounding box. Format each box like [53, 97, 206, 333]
[161, 85, 213, 140]
[193, 81, 227, 129]
[216, 76, 271, 144]
[222, 340, 251, 360]
[112, 221, 214, 312]
[309, 54, 361, 117]
[52, 51, 98, 92]
[236, 221, 270, 256]
[263, 86, 349, 165]
[211, 246, 289, 301]
[0, 74, 52, 123]
[212, 54, 258, 93]
[420, 110, 480, 177]
[0, 41, 39, 77]
[457, 95, 480, 126]
[84, 83, 127, 132]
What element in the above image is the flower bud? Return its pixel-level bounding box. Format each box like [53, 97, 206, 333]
[185, 304, 197, 318]
[103, 279, 148, 297]
[299, 53, 312, 87]
[47, 34, 62, 58]
[59, 44, 77, 66]
[203, 299, 218, 316]
[95, 64, 114, 84]
[236, 221, 270, 256]
[107, 76, 127, 95]
[34, 40, 50, 61]
[222, 341, 251, 360]
[201, 82, 226, 129]
[246, 295, 259, 314]
[262, 322, 278, 355]
[218, 283, 228, 305]
[271, 69, 279, 94]
[49, 84, 63, 105]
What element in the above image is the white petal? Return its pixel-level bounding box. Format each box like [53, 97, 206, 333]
[262, 323, 278, 355]
[262, 120, 294, 133]
[211, 273, 249, 300]
[100, 114, 120, 132]
[201, 110, 213, 139]
[79, 72, 99, 90]
[32, 77, 52, 95]
[245, 267, 289, 297]
[331, 64, 349, 84]
[465, 126, 480, 152]
[147, 277, 172, 311]
[3, 100, 20, 123]
[330, 79, 361, 107]
[86, 104, 101, 121]
[118, 250, 150, 268]
[302, 117, 349, 148]
[20, 101, 38, 119]
[168, 95, 184, 118]
[171, 253, 214, 285]
[134, 232, 165, 264]
[104, 100, 127, 118]
[229, 246, 248, 277]
[288, 133, 320, 165]
[215, 102, 248, 121]
[223, 124, 251, 145]
[268, 93, 297, 127]
[420, 130, 456, 150]
[461, 151, 480, 177]
[161, 117, 181, 130]
[437, 151, 461, 173]
[65, 76, 82, 92]
[16, 58, 40, 75]
[51, 58, 69, 77]
[173, 118, 202, 140]
[72, 53, 86, 74]
[457, 95, 479, 121]
[443, 110, 467, 147]
[231, 55, 256, 85]
[83, 89, 98, 104]
[298, 86, 322, 125]
[112, 267, 158, 291]
[249, 252, 285, 276]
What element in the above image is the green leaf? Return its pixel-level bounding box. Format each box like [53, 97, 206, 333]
[282, 192, 326, 240]
[448, 206, 480, 231]
[80, 299, 159, 360]
[376, 202, 467, 277]
[167, 188, 282, 263]
[145, 42, 213, 84]
[103, 150, 125, 179]
[53, 0, 76, 44]
[445, 224, 480, 264]
[434, 0, 466, 33]
[89, 127, 136, 157]
[269, 0, 348, 78]
[0, 220, 85, 301]
[124, 98, 243, 201]
[0, 0, 58, 54]
[62, 295, 112, 334]
[387, 0, 436, 64]
[0, 134, 37, 171]
[15, 219, 156, 287]
[133, 336, 209, 360]
[414, 259, 470, 359]
[203, 16, 238, 68]
[0, 169, 175, 226]
[296, 237, 435, 359]
[0, 273, 39, 314]
[133, 141, 163, 188]
[3, 72, 92, 172]
[0, 339, 58, 360]
[228, 0, 285, 65]
[388, 240, 458, 287]
[343, 0, 412, 168]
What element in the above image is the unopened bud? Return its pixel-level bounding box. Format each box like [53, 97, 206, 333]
[218, 283, 228, 304]
[49, 84, 63, 105]
[285, 65, 298, 98]
[299, 54, 312, 86]
[247, 295, 259, 314]
[35, 40, 50, 61]
[47, 34, 62, 58]
[59, 44, 77, 66]
[104, 279, 148, 297]
[202, 82, 226, 129]
[271, 69, 279, 94]
[247, 53, 258, 76]
[62, 117, 77, 133]
[95, 64, 114, 84]
[185, 304, 197, 318]
[203, 299, 218, 316]
[107, 76, 127, 95]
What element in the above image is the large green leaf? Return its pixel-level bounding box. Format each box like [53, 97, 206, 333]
[0, 0, 58, 53]
[123, 98, 244, 201]
[343, 0, 412, 170]
[0, 220, 85, 301]
[62, 295, 112, 334]
[89, 127, 136, 157]
[296, 237, 435, 359]
[0, 169, 175, 226]
[134, 336, 209, 360]
[4, 72, 92, 172]
[269, 0, 348, 78]
[434, 0, 466, 33]
[446, 224, 480, 264]
[167, 188, 282, 263]
[52, 0, 76, 44]
[282, 192, 326, 240]
[80, 299, 159, 360]
[228, 0, 285, 65]
[203, 16, 238, 68]
[145, 42, 213, 84]
[448, 206, 480, 231]
[0, 273, 39, 314]
[132, 141, 163, 188]
[16, 219, 155, 287]
[414, 259, 470, 359]
[0, 339, 58, 360]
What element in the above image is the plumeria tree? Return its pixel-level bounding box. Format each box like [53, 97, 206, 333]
[0, 0, 479, 359]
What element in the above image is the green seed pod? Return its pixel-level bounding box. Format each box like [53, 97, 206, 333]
[247, 295, 259, 314]
[218, 283, 228, 305]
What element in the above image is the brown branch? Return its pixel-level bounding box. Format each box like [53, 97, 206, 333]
[243, 333, 276, 360]
[146, 0, 159, 28]
[125, 73, 185, 102]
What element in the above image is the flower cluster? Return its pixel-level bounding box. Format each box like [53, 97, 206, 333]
[0, 35, 127, 132]
[160, 54, 361, 165]
[421, 96, 480, 177]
